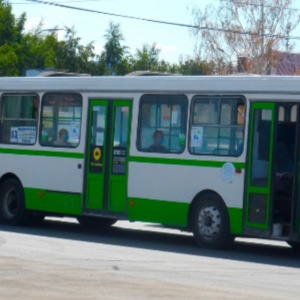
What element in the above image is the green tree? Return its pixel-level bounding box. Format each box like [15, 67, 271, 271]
[55, 27, 95, 73]
[174, 56, 215, 75]
[0, 0, 26, 75]
[0, 0, 25, 46]
[103, 22, 127, 75]
[0, 44, 18, 75]
[18, 22, 59, 72]
[132, 43, 161, 71]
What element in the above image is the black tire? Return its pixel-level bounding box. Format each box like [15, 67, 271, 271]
[29, 213, 45, 226]
[287, 241, 300, 251]
[0, 179, 28, 226]
[192, 193, 233, 249]
[77, 216, 117, 229]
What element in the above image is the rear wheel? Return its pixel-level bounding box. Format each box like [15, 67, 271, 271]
[77, 216, 117, 229]
[0, 179, 28, 225]
[192, 193, 233, 249]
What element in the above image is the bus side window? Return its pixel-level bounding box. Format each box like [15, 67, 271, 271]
[189, 96, 245, 156]
[39, 93, 82, 148]
[137, 94, 188, 154]
[0, 94, 39, 145]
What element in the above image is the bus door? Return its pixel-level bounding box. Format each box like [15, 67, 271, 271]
[244, 102, 275, 236]
[84, 99, 132, 216]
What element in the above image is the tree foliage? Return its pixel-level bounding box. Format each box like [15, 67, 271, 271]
[0, 0, 25, 46]
[132, 43, 161, 71]
[0, 0, 26, 75]
[190, 0, 300, 74]
[0, 44, 18, 76]
[103, 22, 128, 75]
[176, 56, 216, 75]
[0, 1, 215, 76]
[54, 27, 96, 73]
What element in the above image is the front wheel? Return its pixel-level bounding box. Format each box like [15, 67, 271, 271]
[0, 179, 28, 225]
[192, 193, 233, 249]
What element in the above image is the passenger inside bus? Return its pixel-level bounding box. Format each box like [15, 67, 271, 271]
[54, 128, 71, 147]
[147, 130, 167, 152]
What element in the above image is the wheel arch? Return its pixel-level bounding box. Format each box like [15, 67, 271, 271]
[0, 173, 23, 189]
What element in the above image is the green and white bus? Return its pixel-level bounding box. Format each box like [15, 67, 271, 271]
[0, 75, 299, 249]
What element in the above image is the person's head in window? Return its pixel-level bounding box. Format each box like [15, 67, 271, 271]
[54, 128, 70, 146]
[237, 105, 245, 125]
[33, 96, 39, 119]
[148, 130, 167, 152]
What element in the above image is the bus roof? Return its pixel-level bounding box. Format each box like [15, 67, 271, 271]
[0, 75, 300, 94]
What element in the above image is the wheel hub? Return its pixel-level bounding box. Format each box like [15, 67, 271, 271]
[198, 206, 221, 241]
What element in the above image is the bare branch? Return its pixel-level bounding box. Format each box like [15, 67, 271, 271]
[190, 0, 300, 74]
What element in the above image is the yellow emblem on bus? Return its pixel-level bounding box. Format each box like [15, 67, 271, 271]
[93, 147, 101, 161]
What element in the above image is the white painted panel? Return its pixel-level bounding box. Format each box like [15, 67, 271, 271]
[128, 162, 244, 208]
[0, 154, 84, 193]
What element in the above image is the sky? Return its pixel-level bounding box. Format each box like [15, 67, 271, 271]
[10, 0, 300, 64]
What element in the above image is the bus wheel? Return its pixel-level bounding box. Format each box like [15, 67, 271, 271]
[0, 179, 28, 225]
[287, 241, 300, 251]
[192, 193, 232, 249]
[77, 216, 117, 229]
[29, 213, 45, 226]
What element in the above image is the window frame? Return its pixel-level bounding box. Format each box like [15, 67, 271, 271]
[39, 92, 83, 148]
[0, 93, 39, 145]
[189, 95, 246, 157]
[137, 94, 188, 154]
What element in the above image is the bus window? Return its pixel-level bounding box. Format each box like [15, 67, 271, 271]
[291, 105, 297, 122]
[137, 94, 188, 153]
[278, 106, 285, 122]
[0, 94, 39, 145]
[39, 93, 82, 147]
[190, 96, 245, 156]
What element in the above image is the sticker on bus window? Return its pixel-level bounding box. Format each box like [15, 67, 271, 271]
[10, 127, 36, 144]
[190, 127, 203, 147]
[70, 121, 80, 140]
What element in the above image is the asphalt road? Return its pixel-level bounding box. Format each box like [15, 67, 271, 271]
[0, 218, 300, 299]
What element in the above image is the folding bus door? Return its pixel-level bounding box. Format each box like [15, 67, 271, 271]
[84, 99, 132, 216]
[244, 102, 275, 236]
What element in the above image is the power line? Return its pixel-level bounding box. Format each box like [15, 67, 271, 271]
[22, 0, 204, 29]
[12, 0, 107, 4]
[22, 0, 300, 40]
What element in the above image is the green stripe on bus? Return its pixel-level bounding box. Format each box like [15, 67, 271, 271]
[228, 207, 243, 234]
[25, 187, 82, 215]
[0, 148, 84, 159]
[129, 155, 245, 169]
[128, 198, 244, 234]
[128, 197, 189, 227]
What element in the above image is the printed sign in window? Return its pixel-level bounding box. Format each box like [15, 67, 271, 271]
[70, 121, 80, 141]
[190, 127, 203, 147]
[11, 127, 36, 144]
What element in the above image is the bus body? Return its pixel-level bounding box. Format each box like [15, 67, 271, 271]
[0, 75, 299, 249]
